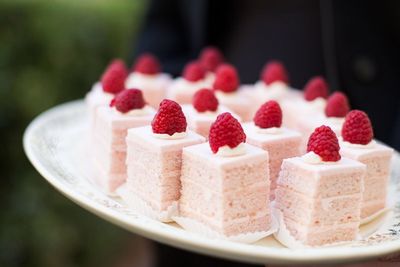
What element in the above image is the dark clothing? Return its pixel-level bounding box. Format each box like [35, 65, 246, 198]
[134, 0, 400, 150]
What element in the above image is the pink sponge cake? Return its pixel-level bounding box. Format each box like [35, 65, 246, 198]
[340, 110, 393, 221]
[167, 61, 208, 104]
[295, 91, 351, 152]
[281, 76, 329, 129]
[125, 53, 172, 108]
[91, 89, 155, 194]
[243, 101, 301, 199]
[121, 100, 205, 222]
[182, 88, 240, 138]
[274, 126, 366, 247]
[213, 64, 253, 121]
[85, 59, 128, 132]
[252, 61, 301, 104]
[198, 46, 224, 86]
[177, 113, 273, 242]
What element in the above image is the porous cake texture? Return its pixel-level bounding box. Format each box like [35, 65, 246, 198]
[179, 143, 271, 236]
[275, 157, 366, 246]
[125, 126, 205, 218]
[91, 107, 154, 194]
[340, 142, 393, 219]
[243, 124, 301, 198]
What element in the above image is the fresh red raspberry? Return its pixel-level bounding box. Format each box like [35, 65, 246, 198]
[304, 76, 329, 101]
[133, 53, 160, 75]
[213, 64, 239, 93]
[307, 125, 341, 162]
[192, 88, 219, 112]
[101, 63, 127, 94]
[102, 59, 127, 77]
[261, 61, 289, 85]
[209, 112, 246, 153]
[342, 110, 374, 145]
[253, 100, 283, 129]
[183, 61, 206, 82]
[110, 89, 146, 113]
[151, 99, 187, 135]
[325, 92, 350, 118]
[199, 46, 224, 72]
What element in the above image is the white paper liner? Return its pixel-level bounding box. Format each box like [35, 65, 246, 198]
[272, 207, 361, 249]
[116, 183, 178, 222]
[172, 215, 278, 244]
[360, 207, 391, 225]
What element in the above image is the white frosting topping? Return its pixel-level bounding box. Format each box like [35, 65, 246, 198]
[255, 126, 282, 134]
[173, 77, 207, 92]
[204, 72, 215, 86]
[342, 139, 376, 149]
[215, 90, 237, 100]
[125, 72, 169, 89]
[194, 107, 219, 117]
[301, 151, 338, 165]
[326, 116, 345, 125]
[152, 131, 187, 140]
[267, 81, 288, 91]
[216, 143, 246, 157]
[113, 105, 153, 116]
[307, 97, 326, 110]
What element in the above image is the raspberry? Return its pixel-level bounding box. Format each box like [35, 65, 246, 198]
[102, 59, 127, 77]
[342, 110, 373, 145]
[193, 88, 219, 112]
[199, 46, 224, 72]
[325, 92, 350, 118]
[110, 89, 146, 113]
[101, 63, 127, 94]
[209, 112, 246, 153]
[304, 76, 329, 101]
[183, 61, 206, 82]
[261, 61, 289, 85]
[133, 53, 160, 75]
[213, 64, 239, 93]
[307, 125, 341, 162]
[151, 99, 187, 135]
[253, 100, 283, 129]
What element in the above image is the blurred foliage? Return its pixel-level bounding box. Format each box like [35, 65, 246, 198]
[0, 0, 147, 266]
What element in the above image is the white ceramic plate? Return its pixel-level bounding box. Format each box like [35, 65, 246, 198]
[23, 100, 400, 265]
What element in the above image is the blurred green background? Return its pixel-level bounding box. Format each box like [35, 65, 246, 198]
[0, 1, 150, 266]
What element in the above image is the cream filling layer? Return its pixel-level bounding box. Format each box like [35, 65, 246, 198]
[216, 143, 246, 157]
[113, 105, 153, 116]
[152, 131, 187, 140]
[301, 151, 338, 165]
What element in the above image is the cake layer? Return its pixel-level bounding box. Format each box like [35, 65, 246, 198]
[362, 175, 388, 202]
[180, 207, 271, 236]
[359, 155, 392, 178]
[284, 216, 359, 246]
[182, 144, 269, 192]
[127, 164, 181, 211]
[91, 159, 126, 193]
[180, 178, 269, 220]
[126, 140, 183, 174]
[215, 91, 253, 121]
[275, 186, 361, 226]
[277, 157, 365, 198]
[93, 143, 126, 173]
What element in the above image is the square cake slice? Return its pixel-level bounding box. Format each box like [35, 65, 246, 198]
[243, 122, 301, 198]
[275, 157, 366, 246]
[179, 142, 271, 236]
